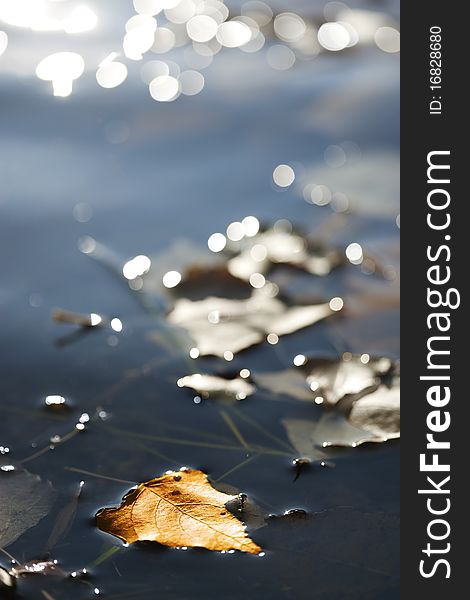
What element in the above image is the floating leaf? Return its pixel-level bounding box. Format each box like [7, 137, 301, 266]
[256, 355, 394, 406]
[282, 417, 329, 460]
[282, 382, 400, 452]
[255, 370, 313, 402]
[171, 265, 252, 302]
[0, 469, 55, 549]
[216, 483, 266, 532]
[96, 469, 261, 554]
[348, 385, 400, 442]
[177, 374, 256, 402]
[144, 240, 224, 298]
[167, 293, 334, 357]
[0, 566, 15, 589]
[226, 227, 343, 281]
[46, 482, 83, 551]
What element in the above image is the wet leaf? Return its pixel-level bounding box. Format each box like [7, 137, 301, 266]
[96, 469, 261, 554]
[348, 385, 400, 442]
[144, 240, 224, 298]
[177, 374, 256, 402]
[171, 265, 252, 302]
[256, 355, 394, 405]
[254, 370, 313, 402]
[282, 382, 400, 452]
[282, 417, 329, 460]
[226, 227, 343, 281]
[0, 469, 55, 549]
[46, 482, 83, 551]
[167, 293, 334, 357]
[217, 484, 266, 532]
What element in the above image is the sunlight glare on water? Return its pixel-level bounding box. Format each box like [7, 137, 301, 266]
[345, 242, 363, 264]
[318, 22, 351, 51]
[122, 255, 152, 279]
[274, 12, 306, 42]
[207, 233, 227, 252]
[36, 52, 85, 97]
[162, 270, 182, 288]
[0, 1, 97, 33]
[273, 164, 295, 187]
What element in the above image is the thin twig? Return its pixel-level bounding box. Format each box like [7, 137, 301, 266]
[219, 410, 250, 449]
[227, 406, 296, 453]
[21, 429, 79, 465]
[64, 467, 136, 486]
[214, 454, 260, 482]
[0, 546, 18, 563]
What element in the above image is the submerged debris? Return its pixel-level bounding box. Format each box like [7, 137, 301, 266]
[0, 469, 55, 550]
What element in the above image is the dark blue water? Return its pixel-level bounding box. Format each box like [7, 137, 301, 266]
[0, 1, 399, 598]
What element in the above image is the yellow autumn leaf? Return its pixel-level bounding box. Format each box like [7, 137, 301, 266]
[96, 469, 261, 554]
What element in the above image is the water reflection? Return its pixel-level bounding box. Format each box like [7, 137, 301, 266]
[0, 1, 399, 598]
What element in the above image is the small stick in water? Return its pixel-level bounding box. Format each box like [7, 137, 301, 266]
[52, 308, 105, 328]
